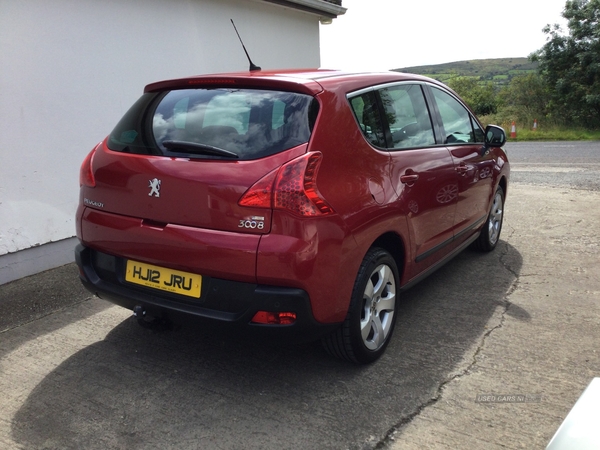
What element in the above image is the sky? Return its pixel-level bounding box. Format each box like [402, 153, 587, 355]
[320, 0, 569, 71]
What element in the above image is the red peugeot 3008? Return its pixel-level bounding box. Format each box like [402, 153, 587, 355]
[76, 69, 509, 363]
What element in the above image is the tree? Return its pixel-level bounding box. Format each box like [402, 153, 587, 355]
[447, 77, 498, 116]
[498, 73, 551, 123]
[532, 0, 600, 128]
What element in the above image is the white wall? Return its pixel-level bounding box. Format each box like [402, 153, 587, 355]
[0, 0, 321, 282]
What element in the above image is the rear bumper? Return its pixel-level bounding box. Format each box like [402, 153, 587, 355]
[75, 244, 339, 341]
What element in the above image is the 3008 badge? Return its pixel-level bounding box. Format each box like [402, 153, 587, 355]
[238, 216, 265, 230]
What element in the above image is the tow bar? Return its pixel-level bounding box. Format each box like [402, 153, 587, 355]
[133, 305, 172, 330]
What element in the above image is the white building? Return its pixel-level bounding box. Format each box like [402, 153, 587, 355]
[0, 0, 346, 284]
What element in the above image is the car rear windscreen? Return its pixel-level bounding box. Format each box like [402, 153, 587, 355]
[108, 88, 318, 160]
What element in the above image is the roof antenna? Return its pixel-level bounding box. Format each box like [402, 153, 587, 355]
[231, 19, 261, 72]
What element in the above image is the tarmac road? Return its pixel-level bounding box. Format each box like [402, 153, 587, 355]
[0, 141, 598, 449]
[508, 140, 600, 191]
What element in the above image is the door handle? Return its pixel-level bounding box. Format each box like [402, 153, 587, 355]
[400, 173, 419, 184]
[456, 164, 469, 175]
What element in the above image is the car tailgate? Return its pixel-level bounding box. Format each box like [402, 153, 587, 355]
[83, 140, 307, 234]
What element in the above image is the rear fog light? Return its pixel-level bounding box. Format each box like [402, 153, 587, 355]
[251, 311, 297, 325]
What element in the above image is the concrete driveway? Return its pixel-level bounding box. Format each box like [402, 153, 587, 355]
[389, 183, 600, 449]
[1, 142, 599, 449]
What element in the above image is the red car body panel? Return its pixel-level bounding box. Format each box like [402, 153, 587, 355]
[79, 207, 261, 282]
[256, 213, 355, 323]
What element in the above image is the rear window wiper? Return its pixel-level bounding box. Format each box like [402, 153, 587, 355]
[162, 140, 239, 159]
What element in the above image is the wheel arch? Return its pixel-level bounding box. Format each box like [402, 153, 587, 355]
[498, 175, 508, 197]
[370, 232, 406, 281]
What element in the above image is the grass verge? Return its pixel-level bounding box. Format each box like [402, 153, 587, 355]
[506, 127, 600, 141]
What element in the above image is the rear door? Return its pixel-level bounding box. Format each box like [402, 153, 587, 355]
[351, 83, 459, 272]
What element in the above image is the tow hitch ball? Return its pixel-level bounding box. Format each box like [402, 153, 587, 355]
[133, 305, 146, 319]
[133, 305, 153, 328]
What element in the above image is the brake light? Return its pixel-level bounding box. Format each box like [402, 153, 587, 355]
[239, 152, 334, 216]
[79, 147, 97, 187]
[251, 311, 297, 325]
[237, 169, 277, 209]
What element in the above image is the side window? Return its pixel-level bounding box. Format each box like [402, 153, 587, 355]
[431, 87, 476, 144]
[349, 92, 386, 148]
[379, 85, 435, 149]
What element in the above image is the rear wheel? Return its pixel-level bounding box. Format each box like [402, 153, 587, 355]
[322, 247, 399, 364]
[474, 186, 504, 252]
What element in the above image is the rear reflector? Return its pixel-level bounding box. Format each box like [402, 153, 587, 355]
[251, 311, 297, 325]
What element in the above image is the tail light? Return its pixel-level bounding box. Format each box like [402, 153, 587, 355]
[79, 147, 97, 187]
[239, 152, 334, 216]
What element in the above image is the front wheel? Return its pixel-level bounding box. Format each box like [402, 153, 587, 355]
[322, 247, 399, 364]
[474, 186, 504, 252]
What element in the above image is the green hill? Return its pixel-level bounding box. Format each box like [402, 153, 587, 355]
[394, 57, 539, 88]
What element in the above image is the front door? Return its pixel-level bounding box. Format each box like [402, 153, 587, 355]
[428, 87, 494, 243]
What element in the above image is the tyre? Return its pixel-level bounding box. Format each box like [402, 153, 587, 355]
[322, 247, 399, 364]
[474, 186, 504, 252]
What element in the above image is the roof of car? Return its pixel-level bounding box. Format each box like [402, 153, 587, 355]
[144, 69, 442, 96]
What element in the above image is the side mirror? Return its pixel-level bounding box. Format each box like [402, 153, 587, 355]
[485, 125, 506, 147]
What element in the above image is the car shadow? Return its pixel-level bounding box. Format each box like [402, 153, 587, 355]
[10, 241, 523, 450]
[0, 263, 112, 359]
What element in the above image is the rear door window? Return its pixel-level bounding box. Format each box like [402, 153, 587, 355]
[349, 91, 386, 148]
[349, 84, 436, 150]
[379, 84, 436, 149]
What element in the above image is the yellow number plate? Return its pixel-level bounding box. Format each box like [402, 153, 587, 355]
[125, 260, 202, 298]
